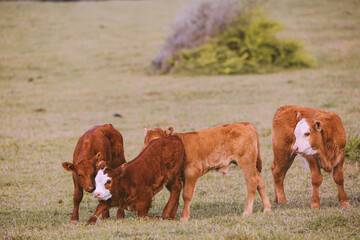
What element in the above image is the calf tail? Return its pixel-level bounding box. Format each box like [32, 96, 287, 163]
[256, 137, 262, 173]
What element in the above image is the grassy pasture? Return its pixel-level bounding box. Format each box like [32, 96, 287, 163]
[0, 0, 360, 239]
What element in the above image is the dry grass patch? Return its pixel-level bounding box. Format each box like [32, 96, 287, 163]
[1, 0, 360, 239]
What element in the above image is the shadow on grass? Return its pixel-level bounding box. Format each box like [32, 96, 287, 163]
[180, 192, 357, 220]
[181, 200, 261, 220]
[270, 193, 358, 212]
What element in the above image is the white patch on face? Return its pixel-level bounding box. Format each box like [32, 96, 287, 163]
[93, 169, 112, 201]
[293, 119, 317, 155]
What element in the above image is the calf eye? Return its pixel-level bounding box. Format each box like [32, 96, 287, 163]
[78, 174, 82, 178]
[304, 132, 310, 137]
[106, 180, 111, 185]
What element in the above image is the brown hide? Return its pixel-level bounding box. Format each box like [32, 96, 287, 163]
[271, 105, 349, 208]
[143, 123, 271, 220]
[87, 136, 185, 225]
[62, 124, 126, 222]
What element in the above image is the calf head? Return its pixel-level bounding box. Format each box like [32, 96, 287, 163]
[292, 113, 322, 155]
[142, 126, 174, 150]
[62, 152, 103, 192]
[93, 161, 114, 201]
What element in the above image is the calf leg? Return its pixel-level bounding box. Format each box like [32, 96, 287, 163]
[256, 171, 271, 212]
[332, 152, 350, 206]
[180, 173, 199, 221]
[162, 177, 183, 219]
[101, 209, 110, 219]
[307, 156, 322, 209]
[271, 149, 296, 205]
[242, 164, 258, 216]
[70, 173, 83, 223]
[87, 202, 109, 225]
[116, 208, 125, 219]
[136, 199, 151, 218]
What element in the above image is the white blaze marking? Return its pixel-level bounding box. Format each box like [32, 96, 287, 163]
[293, 119, 317, 155]
[93, 168, 112, 201]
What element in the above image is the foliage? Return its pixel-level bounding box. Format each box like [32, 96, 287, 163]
[169, 15, 316, 75]
[345, 129, 360, 163]
[152, 0, 255, 73]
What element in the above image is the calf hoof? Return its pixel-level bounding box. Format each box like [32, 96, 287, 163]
[263, 207, 271, 213]
[276, 199, 287, 205]
[87, 216, 98, 225]
[180, 216, 189, 221]
[274, 196, 287, 205]
[340, 201, 350, 207]
[242, 211, 252, 216]
[69, 220, 78, 225]
[150, 216, 161, 220]
[311, 202, 320, 209]
[116, 210, 125, 220]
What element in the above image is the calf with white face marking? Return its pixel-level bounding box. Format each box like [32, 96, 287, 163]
[272, 105, 350, 209]
[87, 136, 185, 225]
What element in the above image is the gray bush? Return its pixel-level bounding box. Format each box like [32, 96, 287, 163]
[152, 0, 256, 73]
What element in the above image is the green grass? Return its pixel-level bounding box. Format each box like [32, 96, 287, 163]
[345, 129, 360, 163]
[0, 0, 360, 239]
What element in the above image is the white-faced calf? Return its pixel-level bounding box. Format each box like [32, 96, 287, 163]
[272, 105, 350, 209]
[87, 136, 185, 225]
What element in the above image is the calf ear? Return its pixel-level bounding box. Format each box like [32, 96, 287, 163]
[91, 152, 103, 165]
[296, 112, 303, 122]
[96, 161, 108, 171]
[314, 121, 322, 132]
[95, 152, 102, 159]
[144, 128, 148, 136]
[165, 126, 174, 136]
[62, 162, 75, 172]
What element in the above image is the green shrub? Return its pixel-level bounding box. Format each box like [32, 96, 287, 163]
[152, 0, 252, 73]
[345, 130, 360, 163]
[169, 15, 316, 75]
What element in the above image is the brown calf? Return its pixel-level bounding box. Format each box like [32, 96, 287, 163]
[87, 136, 185, 225]
[143, 123, 271, 221]
[271, 105, 350, 208]
[62, 124, 126, 222]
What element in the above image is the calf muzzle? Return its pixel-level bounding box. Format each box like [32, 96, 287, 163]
[85, 186, 95, 193]
[292, 145, 300, 153]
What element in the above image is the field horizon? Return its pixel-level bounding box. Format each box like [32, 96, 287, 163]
[1, 0, 359, 239]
